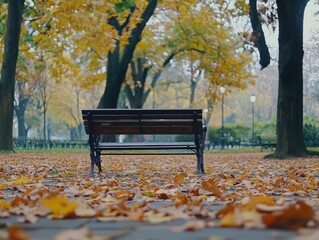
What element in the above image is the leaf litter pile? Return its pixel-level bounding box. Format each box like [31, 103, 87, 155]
[0, 152, 319, 239]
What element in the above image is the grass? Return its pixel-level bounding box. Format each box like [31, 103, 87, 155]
[2, 147, 319, 155]
[8, 147, 268, 154]
[206, 147, 273, 154]
[13, 148, 89, 154]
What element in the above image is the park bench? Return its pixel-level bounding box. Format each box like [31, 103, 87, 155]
[82, 109, 207, 176]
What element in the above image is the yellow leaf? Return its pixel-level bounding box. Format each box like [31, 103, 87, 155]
[138, 172, 144, 179]
[0, 184, 6, 190]
[13, 176, 30, 186]
[175, 174, 185, 183]
[42, 195, 78, 219]
[241, 196, 276, 211]
[142, 192, 156, 198]
[220, 212, 240, 227]
[83, 181, 92, 187]
[0, 200, 11, 210]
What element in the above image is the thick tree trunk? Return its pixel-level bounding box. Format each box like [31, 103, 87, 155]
[98, 42, 121, 108]
[98, 0, 157, 109]
[275, 0, 308, 157]
[0, 0, 25, 151]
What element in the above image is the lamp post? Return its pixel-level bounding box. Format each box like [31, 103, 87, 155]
[220, 86, 226, 149]
[203, 108, 209, 126]
[250, 94, 256, 145]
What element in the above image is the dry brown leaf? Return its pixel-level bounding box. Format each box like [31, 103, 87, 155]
[75, 206, 96, 218]
[53, 228, 109, 240]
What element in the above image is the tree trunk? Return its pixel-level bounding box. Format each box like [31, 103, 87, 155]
[98, 0, 157, 109]
[70, 127, 78, 141]
[189, 79, 197, 108]
[0, 0, 25, 151]
[275, 0, 308, 157]
[15, 98, 29, 138]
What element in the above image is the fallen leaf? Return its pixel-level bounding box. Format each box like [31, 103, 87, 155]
[42, 195, 78, 219]
[53, 227, 110, 240]
[170, 220, 206, 232]
[262, 201, 314, 230]
[8, 225, 29, 240]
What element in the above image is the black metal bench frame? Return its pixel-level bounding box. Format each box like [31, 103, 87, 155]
[82, 109, 207, 176]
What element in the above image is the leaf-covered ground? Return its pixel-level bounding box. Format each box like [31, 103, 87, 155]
[0, 152, 319, 238]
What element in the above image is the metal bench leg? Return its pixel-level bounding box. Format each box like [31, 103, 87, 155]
[89, 150, 96, 177]
[195, 131, 206, 174]
[196, 151, 205, 174]
[96, 150, 102, 173]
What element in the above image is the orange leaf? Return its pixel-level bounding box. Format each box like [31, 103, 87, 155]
[201, 179, 215, 192]
[115, 190, 134, 200]
[8, 225, 29, 240]
[262, 201, 314, 230]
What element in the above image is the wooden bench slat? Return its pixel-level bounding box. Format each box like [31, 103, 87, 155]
[82, 109, 202, 114]
[85, 126, 198, 134]
[84, 119, 203, 125]
[83, 113, 202, 119]
[98, 142, 196, 150]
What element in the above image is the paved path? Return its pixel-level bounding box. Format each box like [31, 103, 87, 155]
[0, 202, 299, 240]
[0, 217, 298, 240]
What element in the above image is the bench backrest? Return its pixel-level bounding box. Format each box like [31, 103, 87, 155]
[82, 109, 203, 135]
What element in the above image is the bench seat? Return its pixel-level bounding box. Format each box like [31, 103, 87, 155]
[82, 109, 207, 176]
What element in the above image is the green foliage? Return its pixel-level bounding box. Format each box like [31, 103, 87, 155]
[115, 0, 135, 13]
[205, 117, 319, 147]
[304, 123, 319, 147]
[255, 119, 276, 142]
[174, 134, 194, 142]
[254, 116, 319, 146]
[207, 124, 250, 146]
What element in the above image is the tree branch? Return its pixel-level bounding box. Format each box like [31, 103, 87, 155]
[249, 0, 271, 69]
[142, 52, 175, 103]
